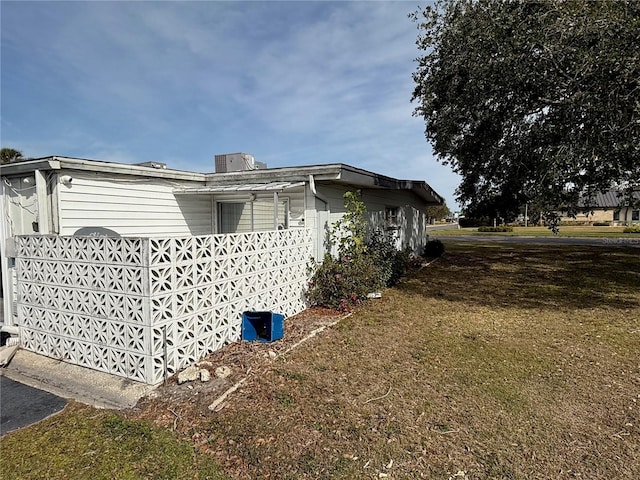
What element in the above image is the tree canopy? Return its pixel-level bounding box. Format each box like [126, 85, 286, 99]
[426, 202, 452, 221]
[411, 0, 640, 221]
[0, 148, 24, 164]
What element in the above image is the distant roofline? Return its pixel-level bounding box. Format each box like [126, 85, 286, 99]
[578, 189, 640, 208]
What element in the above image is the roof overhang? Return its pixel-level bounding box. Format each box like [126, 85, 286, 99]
[1, 158, 444, 206]
[173, 181, 305, 195]
[200, 164, 444, 206]
[0, 156, 206, 182]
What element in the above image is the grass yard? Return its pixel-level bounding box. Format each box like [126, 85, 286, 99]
[0, 403, 227, 480]
[197, 242, 640, 479]
[434, 225, 634, 238]
[1, 242, 639, 479]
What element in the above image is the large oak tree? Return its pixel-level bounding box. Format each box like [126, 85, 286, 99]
[411, 0, 640, 221]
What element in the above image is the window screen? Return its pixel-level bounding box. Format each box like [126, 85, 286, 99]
[218, 199, 288, 233]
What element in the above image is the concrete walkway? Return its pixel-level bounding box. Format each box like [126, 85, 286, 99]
[2, 350, 157, 410]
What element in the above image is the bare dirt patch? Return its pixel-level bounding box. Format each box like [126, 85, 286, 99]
[132, 307, 344, 430]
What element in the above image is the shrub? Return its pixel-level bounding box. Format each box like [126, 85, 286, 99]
[459, 216, 492, 228]
[477, 225, 513, 232]
[306, 253, 385, 311]
[623, 226, 640, 233]
[366, 230, 413, 287]
[306, 192, 413, 311]
[422, 239, 445, 258]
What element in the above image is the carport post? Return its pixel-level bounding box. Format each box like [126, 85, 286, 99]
[273, 192, 279, 230]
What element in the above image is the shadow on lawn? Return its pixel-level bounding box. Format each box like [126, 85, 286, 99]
[402, 243, 640, 311]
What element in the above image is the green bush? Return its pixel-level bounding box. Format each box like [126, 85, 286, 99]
[477, 225, 514, 232]
[367, 230, 412, 286]
[459, 216, 492, 228]
[623, 226, 640, 233]
[306, 192, 413, 311]
[307, 253, 385, 311]
[422, 239, 445, 258]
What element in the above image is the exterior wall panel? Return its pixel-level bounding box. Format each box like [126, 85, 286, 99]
[57, 171, 213, 237]
[313, 184, 428, 255]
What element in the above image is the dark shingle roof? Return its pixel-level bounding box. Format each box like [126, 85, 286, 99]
[585, 190, 640, 208]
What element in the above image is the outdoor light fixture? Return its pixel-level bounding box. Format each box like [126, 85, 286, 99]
[59, 175, 73, 186]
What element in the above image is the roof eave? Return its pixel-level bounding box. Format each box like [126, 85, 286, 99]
[1, 156, 207, 182]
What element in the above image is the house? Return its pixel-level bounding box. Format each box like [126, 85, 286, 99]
[559, 190, 640, 225]
[0, 155, 443, 383]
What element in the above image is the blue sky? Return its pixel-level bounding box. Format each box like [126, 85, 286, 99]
[1, 1, 460, 209]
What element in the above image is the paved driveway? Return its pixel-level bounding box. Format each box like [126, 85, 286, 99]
[0, 375, 67, 436]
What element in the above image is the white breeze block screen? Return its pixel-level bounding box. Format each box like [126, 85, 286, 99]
[15, 229, 312, 384]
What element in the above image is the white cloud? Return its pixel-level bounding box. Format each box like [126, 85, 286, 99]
[1, 1, 460, 208]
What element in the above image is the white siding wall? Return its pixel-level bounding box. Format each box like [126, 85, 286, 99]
[361, 188, 427, 253]
[57, 171, 213, 237]
[309, 184, 428, 258]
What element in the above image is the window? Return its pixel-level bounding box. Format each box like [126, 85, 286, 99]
[613, 210, 620, 221]
[218, 198, 289, 233]
[385, 207, 399, 227]
[633, 210, 640, 221]
[218, 202, 249, 234]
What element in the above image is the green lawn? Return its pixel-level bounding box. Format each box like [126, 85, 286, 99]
[0, 403, 227, 480]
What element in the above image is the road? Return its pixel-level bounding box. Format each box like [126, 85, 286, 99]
[432, 234, 640, 248]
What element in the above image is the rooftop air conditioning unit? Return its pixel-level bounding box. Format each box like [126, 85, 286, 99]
[215, 153, 264, 173]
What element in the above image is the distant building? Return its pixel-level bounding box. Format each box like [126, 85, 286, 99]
[559, 190, 640, 225]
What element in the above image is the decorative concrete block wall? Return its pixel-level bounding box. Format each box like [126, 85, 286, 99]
[15, 229, 312, 384]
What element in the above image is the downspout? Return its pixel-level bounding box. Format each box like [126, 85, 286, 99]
[273, 192, 278, 230]
[309, 175, 328, 207]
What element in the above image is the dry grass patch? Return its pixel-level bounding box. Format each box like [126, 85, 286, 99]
[188, 243, 639, 479]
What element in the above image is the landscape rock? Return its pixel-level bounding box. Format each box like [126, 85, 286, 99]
[215, 366, 232, 378]
[177, 365, 200, 384]
[200, 369, 211, 382]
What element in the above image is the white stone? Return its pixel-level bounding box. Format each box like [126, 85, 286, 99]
[177, 365, 200, 384]
[0, 345, 18, 367]
[214, 366, 232, 378]
[200, 369, 211, 382]
[268, 350, 277, 360]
